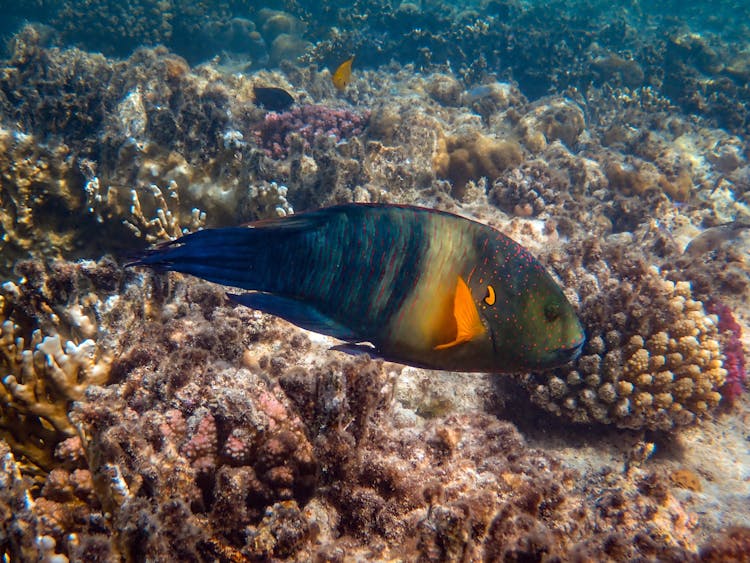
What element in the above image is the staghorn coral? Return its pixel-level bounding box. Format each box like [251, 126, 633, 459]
[522, 236, 728, 430]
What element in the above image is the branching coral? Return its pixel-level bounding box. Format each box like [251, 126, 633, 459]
[0, 320, 109, 471]
[0, 125, 91, 276]
[122, 182, 207, 243]
[0, 258, 143, 473]
[253, 104, 370, 160]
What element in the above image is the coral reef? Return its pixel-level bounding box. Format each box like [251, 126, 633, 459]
[0, 258, 139, 473]
[521, 237, 728, 430]
[253, 104, 370, 160]
[1, 5, 749, 560]
[1, 279, 742, 560]
[433, 132, 523, 198]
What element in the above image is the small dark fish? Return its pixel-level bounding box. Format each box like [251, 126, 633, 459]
[130, 204, 584, 373]
[253, 86, 294, 111]
[684, 221, 750, 257]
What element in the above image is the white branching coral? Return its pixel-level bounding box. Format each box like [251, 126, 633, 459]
[124, 181, 207, 242]
[243, 181, 294, 219]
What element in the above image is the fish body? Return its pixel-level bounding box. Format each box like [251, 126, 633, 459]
[253, 86, 294, 111]
[131, 204, 584, 372]
[332, 56, 354, 91]
[684, 221, 750, 257]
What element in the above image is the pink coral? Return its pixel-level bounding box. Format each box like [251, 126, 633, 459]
[254, 104, 370, 159]
[181, 411, 217, 473]
[706, 300, 747, 400]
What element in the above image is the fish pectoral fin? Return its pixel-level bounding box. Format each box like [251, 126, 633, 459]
[228, 292, 357, 341]
[434, 276, 485, 350]
[330, 342, 379, 356]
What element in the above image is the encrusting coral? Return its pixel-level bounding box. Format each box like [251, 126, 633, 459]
[521, 236, 728, 430]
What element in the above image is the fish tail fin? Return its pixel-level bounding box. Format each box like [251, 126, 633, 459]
[126, 227, 279, 290]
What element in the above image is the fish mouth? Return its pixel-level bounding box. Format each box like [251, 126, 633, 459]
[559, 338, 585, 362]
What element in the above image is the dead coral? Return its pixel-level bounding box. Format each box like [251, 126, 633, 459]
[604, 156, 693, 202]
[64, 279, 316, 560]
[0, 126, 92, 277]
[700, 527, 750, 562]
[280, 357, 702, 560]
[518, 97, 586, 151]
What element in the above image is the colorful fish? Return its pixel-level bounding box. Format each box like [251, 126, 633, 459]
[332, 56, 354, 91]
[130, 204, 584, 372]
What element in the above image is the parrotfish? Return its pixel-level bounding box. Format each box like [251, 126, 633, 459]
[130, 204, 584, 372]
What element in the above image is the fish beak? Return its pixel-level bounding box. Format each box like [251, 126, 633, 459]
[560, 338, 585, 362]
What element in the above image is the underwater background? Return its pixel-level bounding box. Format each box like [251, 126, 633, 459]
[0, 0, 749, 560]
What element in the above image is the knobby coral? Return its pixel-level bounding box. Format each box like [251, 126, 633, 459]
[522, 236, 728, 430]
[253, 104, 370, 159]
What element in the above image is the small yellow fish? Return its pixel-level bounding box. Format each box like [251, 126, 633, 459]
[332, 56, 354, 91]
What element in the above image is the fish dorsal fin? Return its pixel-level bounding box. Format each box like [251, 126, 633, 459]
[434, 276, 485, 350]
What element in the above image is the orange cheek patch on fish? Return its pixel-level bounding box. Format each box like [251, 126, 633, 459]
[434, 276, 486, 350]
[129, 203, 584, 373]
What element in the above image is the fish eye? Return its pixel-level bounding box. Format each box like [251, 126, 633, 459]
[544, 302, 560, 322]
[484, 285, 496, 306]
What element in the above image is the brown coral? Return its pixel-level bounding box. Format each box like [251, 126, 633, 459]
[433, 132, 523, 198]
[0, 259, 130, 472]
[522, 237, 728, 430]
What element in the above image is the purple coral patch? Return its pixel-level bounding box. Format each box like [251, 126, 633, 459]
[254, 104, 370, 159]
